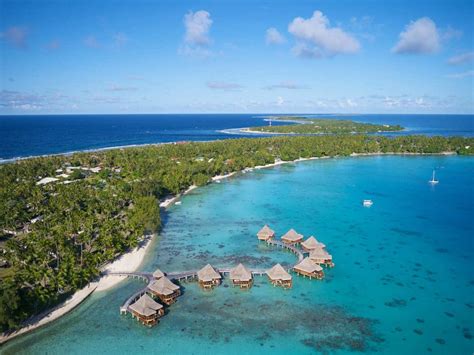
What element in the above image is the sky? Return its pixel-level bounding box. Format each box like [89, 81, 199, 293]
[0, 0, 473, 114]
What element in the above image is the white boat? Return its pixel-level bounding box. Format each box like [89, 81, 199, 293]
[175, 201, 182, 205]
[363, 199, 373, 207]
[428, 170, 439, 185]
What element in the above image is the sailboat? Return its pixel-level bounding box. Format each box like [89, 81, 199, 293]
[429, 170, 439, 185]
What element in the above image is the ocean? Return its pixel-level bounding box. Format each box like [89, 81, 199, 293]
[2, 156, 473, 354]
[0, 114, 473, 161]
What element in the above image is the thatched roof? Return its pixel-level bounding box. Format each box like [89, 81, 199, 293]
[197, 264, 222, 282]
[266, 263, 292, 281]
[257, 225, 275, 238]
[229, 263, 252, 282]
[129, 294, 163, 316]
[281, 229, 303, 242]
[294, 257, 323, 273]
[309, 248, 333, 261]
[148, 276, 179, 296]
[301, 236, 325, 250]
[152, 268, 164, 279]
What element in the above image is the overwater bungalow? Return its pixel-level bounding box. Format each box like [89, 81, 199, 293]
[266, 263, 292, 289]
[301, 236, 326, 252]
[281, 229, 303, 245]
[257, 225, 276, 241]
[128, 294, 164, 327]
[293, 257, 324, 279]
[148, 277, 181, 305]
[309, 247, 334, 267]
[229, 263, 253, 289]
[152, 268, 165, 279]
[197, 264, 222, 289]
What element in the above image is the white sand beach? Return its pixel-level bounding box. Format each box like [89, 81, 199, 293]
[95, 234, 156, 292]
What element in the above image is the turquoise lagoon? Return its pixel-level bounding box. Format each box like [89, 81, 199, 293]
[3, 156, 473, 354]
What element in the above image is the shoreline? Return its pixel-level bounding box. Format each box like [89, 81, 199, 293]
[237, 127, 406, 135]
[0, 150, 462, 345]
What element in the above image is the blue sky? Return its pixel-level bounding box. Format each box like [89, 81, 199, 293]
[0, 0, 473, 114]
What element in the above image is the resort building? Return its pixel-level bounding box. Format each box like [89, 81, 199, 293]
[293, 257, 324, 279]
[281, 229, 303, 245]
[152, 268, 165, 279]
[266, 263, 293, 289]
[301, 236, 326, 252]
[229, 263, 253, 289]
[128, 294, 164, 327]
[257, 225, 276, 241]
[309, 247, 334, 267]
[197, 264, 222, 289]
[147, 276, 181, 305]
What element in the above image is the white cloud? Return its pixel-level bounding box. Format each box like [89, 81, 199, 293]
[445, 70, 474, 79]
[83, 35, 100, 48]
[276, 96, 284, 106]
[46, 39, 60, 50]
[392, 17, 439, 54]
[184, 10, 212, 46]
[206, 81, 242, 90]
[180, 10, 213, 58]
[288, 11, 360, 58]
[113, 32, 128, 47]
[265, 28, 285, 45]
[107, 85, 138, 92]
[0, 26, 28, 48]
[441, 26, 462, 41]
[447, 52, 474, 65]
[264, 81, 308, 90]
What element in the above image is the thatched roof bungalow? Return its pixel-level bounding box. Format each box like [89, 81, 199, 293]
[309, 247, 334, 267]
[293, 257, 324, 279]
[148, 277, 181, 305]
[152, 268, 165, 279]
[257, 225, 276, 241]
[197, 264, 222, 289]
[229, 263, 253, 289]
[129, 294, 164, 327]
[281, 229, 303, 245]
[266, 263, 292, 289]
[301, 236, 326, 252]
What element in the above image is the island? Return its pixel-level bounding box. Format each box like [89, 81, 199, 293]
[1, 133, 472, 337]
[243, 116, 404, 134]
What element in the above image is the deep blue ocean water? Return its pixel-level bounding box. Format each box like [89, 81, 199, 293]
[0, 114, 473, 161]
[3, 156, 473, 354]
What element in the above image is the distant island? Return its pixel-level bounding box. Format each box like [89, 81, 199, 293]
[0, 134, 472, 337]
[243, 116, 404, 135]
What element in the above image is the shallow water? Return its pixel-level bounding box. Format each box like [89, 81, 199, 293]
[3, 156, 473, 354]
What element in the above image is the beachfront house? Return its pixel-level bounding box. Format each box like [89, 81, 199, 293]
[148, 277, 181, 305]
[229, 263, 253, 289]
[281, 229, 303, 245]
[266, 263, 292, 289]
[128, 294, 164, 327]
[197, 264, 222, 289]
[301, 236, 326, 252]
[309, 247, 334, 267]
[257, 225, 276, 241]
[293, 257, 324, 279]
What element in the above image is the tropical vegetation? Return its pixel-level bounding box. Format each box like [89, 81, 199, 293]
[0, 134, 472, 331]
[249, 117, 403, 134]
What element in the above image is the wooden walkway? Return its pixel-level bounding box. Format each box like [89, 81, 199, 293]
[110, 238, 306, 315]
